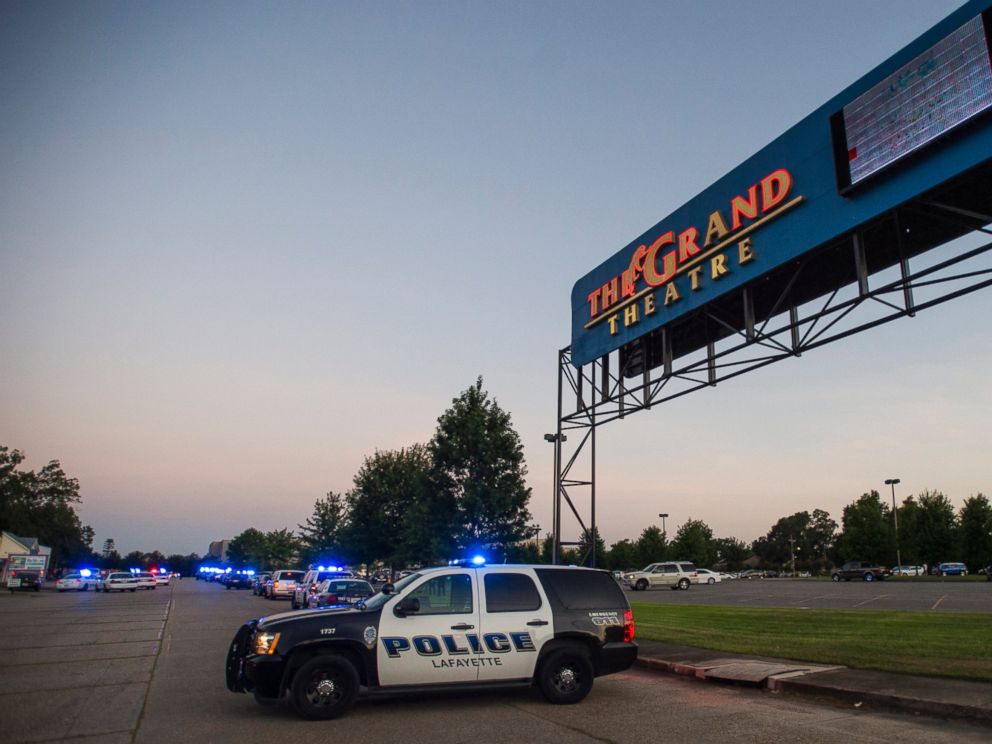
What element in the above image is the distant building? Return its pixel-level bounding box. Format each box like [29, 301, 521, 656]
[1, 531, 52, 582]
[208, 540, 231, 562]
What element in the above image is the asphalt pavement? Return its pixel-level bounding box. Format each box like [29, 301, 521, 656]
[1, 579, 990, 744]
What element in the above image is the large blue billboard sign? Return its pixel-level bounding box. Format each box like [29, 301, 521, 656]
[570, 1, 992, 369]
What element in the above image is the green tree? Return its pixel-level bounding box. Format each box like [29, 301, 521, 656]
[634, 525, 667, 567]
[670, 518, 714, 567]
[577, 526, 607, 567]
[712, 537, 750, 571]
[835, 491, 894, 566]
[915, 490, 957, 569]
[298, 491, 346, 567]
[607, 539, 638, 571]
[753, 512, 812, 569]
[0, 446, 95, 569]
[341, 445, 448, 570]
[264, 528, 300, 568]
[958, 494, 991, 572]
[540, 533, 555, 564]
[430, 378, 532, 555]
[227, 528, 269, 569]
[122, 550, 146, 569]
[895, 496, 923, 565]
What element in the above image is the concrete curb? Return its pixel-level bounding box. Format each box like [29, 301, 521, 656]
[634, 653, 992, 726]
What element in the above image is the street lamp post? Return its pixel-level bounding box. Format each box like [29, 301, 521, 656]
[545, 433, 567, 564]
[658, 513, 669, 538]
[885, 478, 902, 570]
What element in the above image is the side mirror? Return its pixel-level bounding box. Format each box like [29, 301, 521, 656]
[394, 596, 420, 617]
[381, 583, 395, 595]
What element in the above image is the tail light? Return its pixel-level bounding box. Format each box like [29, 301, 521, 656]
[273, 581, 279, 589]
[623, 609, 635, 642]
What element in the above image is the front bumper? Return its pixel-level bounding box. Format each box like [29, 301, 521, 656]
[225, 621, 286, 699]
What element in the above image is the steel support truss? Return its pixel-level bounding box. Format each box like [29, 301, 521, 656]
[552, 200, 992, 566]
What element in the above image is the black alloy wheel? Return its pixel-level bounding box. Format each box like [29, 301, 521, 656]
[537, 647, 594, 704]
[290, 655, 360, 720]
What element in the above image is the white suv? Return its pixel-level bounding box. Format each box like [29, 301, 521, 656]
[625, 561, 697, 591]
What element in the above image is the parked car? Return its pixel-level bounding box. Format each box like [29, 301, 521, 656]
[153, 571, 171, 587]
[307, 578, 375, 608]
[103, 572, 139, 592]
[7, 570, 43, 592]
[937, 562, 968, 576]
[135, 572, 158, 590]
[56, 573, 95, 592]
[693, 569, 722, 585]
[252, 573, 271, 596]
[832, 562, 887, 582]
[624, 561, 697, 591]
[266, 570, 305, 600]
[291, 569, 355, 609]
[225, 572, 254, 590]
[891, 565, 925, 576]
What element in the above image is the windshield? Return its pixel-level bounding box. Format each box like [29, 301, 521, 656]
[359, 572, 421, 610]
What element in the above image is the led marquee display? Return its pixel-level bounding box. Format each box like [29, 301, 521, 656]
[835, 12, 992, 189]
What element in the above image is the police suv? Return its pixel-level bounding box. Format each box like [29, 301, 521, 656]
[226, 562, 637, 719]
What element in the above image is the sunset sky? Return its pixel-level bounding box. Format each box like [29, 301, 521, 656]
[2, 0, 988, 557]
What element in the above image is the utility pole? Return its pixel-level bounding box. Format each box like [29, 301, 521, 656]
[789, 536, 796, 577]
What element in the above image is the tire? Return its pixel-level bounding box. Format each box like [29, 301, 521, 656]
[677, 578, 691, 590]
[831, 574, 840, 582]
[290, 655, 360, 720]
[537, 647, 594, 705]
[864, 573, 874, 582]
[707, 578, 716, 585]
[226, 585, 231, 590]
[635, 579, 648, 591]
[82, 585, 88, 592]
[291, 596, 299, 609]
[130, 588, 136, 592]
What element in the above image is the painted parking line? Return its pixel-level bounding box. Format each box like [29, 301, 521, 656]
[851, 594, 891, 608]
[931, 595, 948, 610]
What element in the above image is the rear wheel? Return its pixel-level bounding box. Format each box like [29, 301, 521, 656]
[290, 655, 360, 720]
[707, 578, 716, 585]
[864, 573, 874, 582]
[677, 578, 691, 590]
[537, 647, 594, 705]
[831, 574, 840, 582]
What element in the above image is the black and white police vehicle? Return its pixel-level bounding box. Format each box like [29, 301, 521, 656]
[226, 561, 637, 719]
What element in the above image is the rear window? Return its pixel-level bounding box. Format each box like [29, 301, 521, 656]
[485, 573, 542, 612]
[278, 571, 304, 580]
[535, 568, 627, 610]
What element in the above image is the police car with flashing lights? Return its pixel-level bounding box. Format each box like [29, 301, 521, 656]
[226, 560, 637, 719]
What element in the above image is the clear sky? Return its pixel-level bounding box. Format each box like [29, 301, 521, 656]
[2, 0, 987, 557]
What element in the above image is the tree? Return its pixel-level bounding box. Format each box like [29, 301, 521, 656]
[298, 491, 346, 567]
[669, 518, 714, 567]
[102, 539, 116, 557]
[808, 509, 838, 570]
[122, 550, 145, 569]
[577, 527, 607, 567]
[915, 490, 957, 569]
[430, 378, 533, 555]
[341, 445, 448, 570]
[895, 496, 923, 565]
[711, 537, 750, 571]
[958, 494, 992, 572]
[0, 446, 95, 569]
[607, 539, 637, 571]
[634, 526, 666, 567]
[753, 512, 812, 569]
[227, 528, 269, 569]
[264, 529, 301, 568]
[835, 491, 894, 566]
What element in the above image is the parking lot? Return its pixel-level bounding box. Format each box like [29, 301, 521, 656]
[626, 577, 992, 612]
[1, 579, 989, 744]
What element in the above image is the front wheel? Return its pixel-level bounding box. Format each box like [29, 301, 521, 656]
[290, 655, 360, 720]
[635, 579, 648, 591]
[864, 573, 874, 582]
[677, 578, 691, 590]
[537, 647, 594, 705]
[831, 574, 841, 582]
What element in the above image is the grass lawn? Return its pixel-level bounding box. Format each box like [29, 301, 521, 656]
[631, 603, 992, 682]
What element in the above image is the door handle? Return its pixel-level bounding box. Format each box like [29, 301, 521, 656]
[450, 623, 475, 630]
[526, 620, 549, 626]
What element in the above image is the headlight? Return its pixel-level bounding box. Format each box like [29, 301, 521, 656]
[252, 631, 281, 655]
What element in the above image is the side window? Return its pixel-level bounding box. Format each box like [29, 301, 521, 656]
[407, 574, 473, 615]
[484, 573, 542, 613]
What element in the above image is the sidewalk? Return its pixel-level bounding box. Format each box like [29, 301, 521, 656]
[635, 639, 992, 725]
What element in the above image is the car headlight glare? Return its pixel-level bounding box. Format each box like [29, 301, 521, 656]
[253, 631, 280, 655]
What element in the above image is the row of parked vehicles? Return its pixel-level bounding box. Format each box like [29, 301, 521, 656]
[5, 569, 173, 593]
[204, 566, 377, 610]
